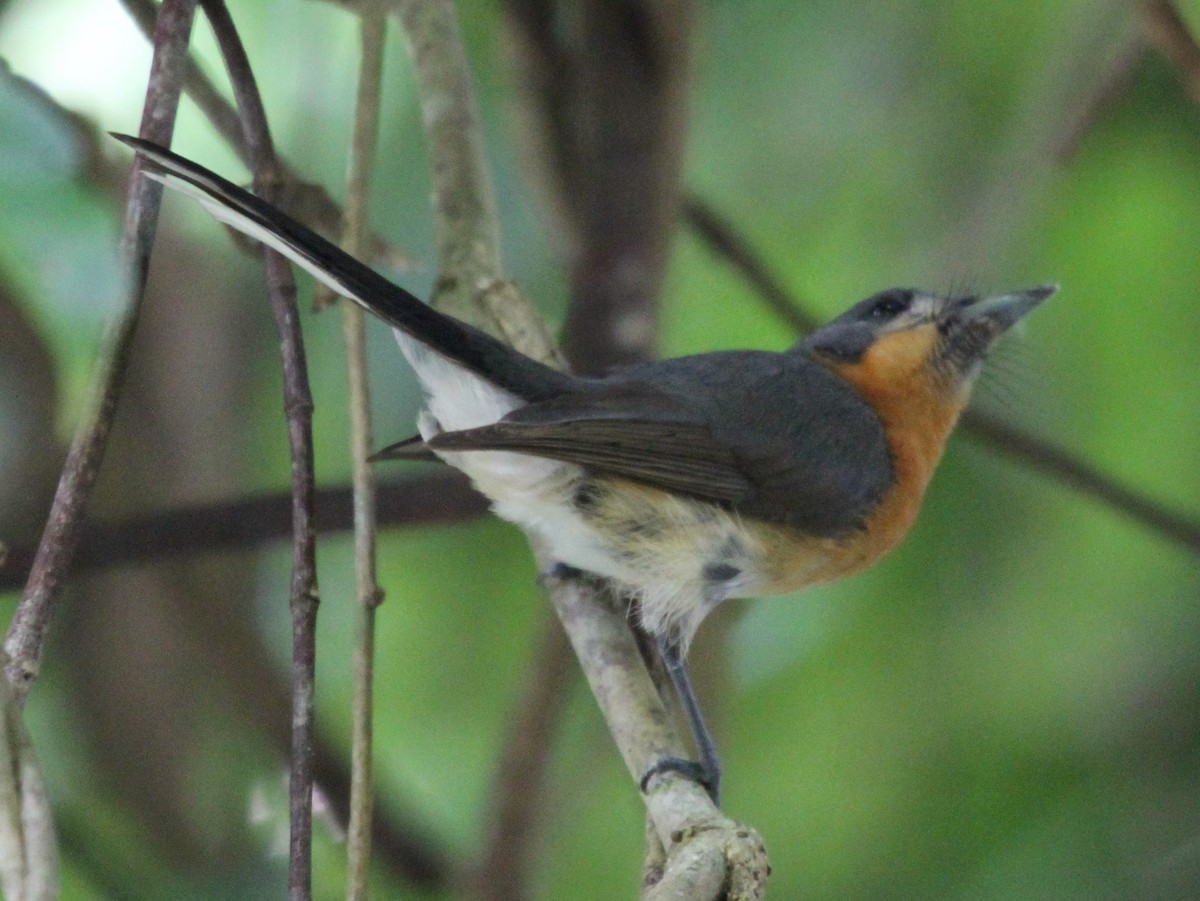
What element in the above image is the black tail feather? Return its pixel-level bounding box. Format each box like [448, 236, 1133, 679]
[111, 134, 573, 401]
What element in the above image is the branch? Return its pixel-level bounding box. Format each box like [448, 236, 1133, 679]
[0, 473, 485, 594]
[194, 2, 319, 897]
[394, 3, 764, 898]
[503, 0, 694, 372]
[119, 0, 414, 273]
[310, 734, 451, 889]
[2, 0, 198, 703]
[501, 4, 759, 892]
[394, 0, 503, 322]
[336, 6, 389, 898]
[1052, 29, 1145, 161]
[965, 410, 1200, 553]
[550, 578, 768, 901]
[683, 197, 818, 333]
[0, 656, 57, 901]
[472, 616, 575, 900]
[1139, 0, 1200, 103]
[684, 197, 1200, 556]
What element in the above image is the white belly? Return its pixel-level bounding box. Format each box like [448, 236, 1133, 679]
[393, 331, 762, 648]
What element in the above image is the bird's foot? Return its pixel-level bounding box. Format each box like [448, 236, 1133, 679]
[639, 756, 719, 805]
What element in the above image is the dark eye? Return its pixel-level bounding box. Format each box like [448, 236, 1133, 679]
[864, 289, 913, 320]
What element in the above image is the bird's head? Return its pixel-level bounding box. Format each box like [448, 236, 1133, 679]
[802, 286, 1055, 405]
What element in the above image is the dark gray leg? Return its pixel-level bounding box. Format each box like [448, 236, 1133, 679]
[547, 565, 724, 805]
[654, 636, 722, 806]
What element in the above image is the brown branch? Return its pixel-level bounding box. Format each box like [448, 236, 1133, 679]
[683, 197, 818, 334]
[120, 0, 413, 273]
[965, 410, 1200, 553]
[1054, 3, 1200, 165]
[120, 0, 242, 148]
[503, 0, 694, 372]
[1053, 29, 1146, 161]
[501, 4, 739, 893]
[337, 6, 389, 898]
[1139, 0, 1200, 103]
[311, 734, 451, 890]
[0, 660, 57, 900]
[195, 2, 319, 897]
[395, 3, 763, 898]
[0, 473, 485, 594]
[2, 0, 199, 704]
[684, 196, 1200, 556]
[472, 616, 575, 901]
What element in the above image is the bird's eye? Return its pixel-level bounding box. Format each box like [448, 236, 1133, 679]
[864, 290, 912, 320]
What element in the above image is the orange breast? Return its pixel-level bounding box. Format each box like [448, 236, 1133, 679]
[750, 327, 969, 593]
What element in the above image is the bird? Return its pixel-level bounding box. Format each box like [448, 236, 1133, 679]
[113, 134, 1054, 804]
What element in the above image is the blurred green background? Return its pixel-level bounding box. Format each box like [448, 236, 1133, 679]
[2, 0, 1199, 898]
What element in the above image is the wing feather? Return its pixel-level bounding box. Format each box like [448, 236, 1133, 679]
[429, 417, 753, 503]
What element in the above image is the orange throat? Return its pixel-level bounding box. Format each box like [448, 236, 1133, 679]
[827, 330, 969, 571]
[751, 331, 969, 594]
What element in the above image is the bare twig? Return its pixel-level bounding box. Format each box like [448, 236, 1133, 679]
[551, 578, 768, 901]
[684, 197, 1200, 555]
[395, 3, 764, 898]
[395, 0, 503, 322]
[120, 0, 414, 273]
[502, 3, 727, 890]
[310, 733, 452, 890]
[0, 654, 57, 901]
[336, 6, 389, 898]
[120, 0, 241, 147]
[473, 617, 575, 901]
[391, 11, 593, 898]
[683, 197, 818, 333]
[965, 410, 1200, 553]
[2, 0, 198, 704]
[1053, 29, 1145, 161]
[502, 0, 694, 372]
[0, 473, 485, 594]
[195, 2, 319, 897]
[1139, 0, 1200, 102]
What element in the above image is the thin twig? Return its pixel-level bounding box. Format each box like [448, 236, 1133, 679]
[394, 3, 764, 898]
[501, 3, 708, 889]
[966, 410, 1200, 553]
[394, 0, 503, 322]
[683, 197, 818, 333]
[0, 473, 485, 595]
[1, 0, 199, 704]
[339, 6, 389, 899]
[120, 0, 242, 148]
[683, 196, 1200, 555]
[195, 2, 319, 898]
[1053, 29, 1145, 161]
[1139, 0, 1200, 103]
[120, 0, 414, 273]
[309, 736, 452, 891]
[472, 616, 575, 900]
[0, 654, 57, 901]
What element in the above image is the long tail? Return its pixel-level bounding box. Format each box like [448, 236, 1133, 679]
[111, 134, 572, 401]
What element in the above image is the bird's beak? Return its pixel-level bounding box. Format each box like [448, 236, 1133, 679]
[933, 284, 1056, 384]
[958, 284, 1057, 334]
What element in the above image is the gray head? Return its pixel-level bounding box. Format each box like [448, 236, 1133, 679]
[801, 286, 1056, 395]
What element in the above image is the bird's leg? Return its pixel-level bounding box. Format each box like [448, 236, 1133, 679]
[649, 635, 722, 806]
[544, 565, 723, 804]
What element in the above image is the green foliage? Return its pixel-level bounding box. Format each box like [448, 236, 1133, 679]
[1, 0, 1198, 898]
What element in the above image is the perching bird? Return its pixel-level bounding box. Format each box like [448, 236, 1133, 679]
[114, 134, 1053, 803]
